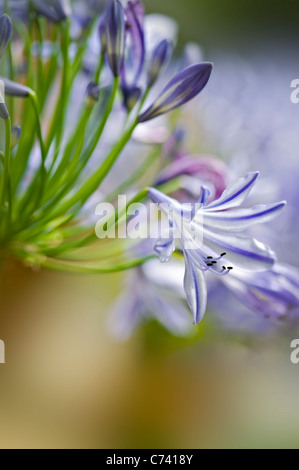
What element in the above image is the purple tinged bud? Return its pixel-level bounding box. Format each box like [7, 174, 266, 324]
[1, 77, 32, 98]
[125, 0, 145, 84]
[11, 125, 22, 147]
[85, 81, 100, 107]
[0, 103, 9, 120]
[0, 14, 12, 58]
[31, 0, 71, 23]
[105, 0, 125, 77]
[52, 0, 71, 20]
[139, 62, 213, 123]
[122, 85, 142, 112]
[148, 39, 171, 88]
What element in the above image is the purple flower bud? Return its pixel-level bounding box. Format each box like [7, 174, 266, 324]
[138, 62, 213, 123]
[148, 39, 171, 88]
[0, 103, 9, 120]
[11, 125, 22, 147]
[1, 77, 31, 98]
[105, 0, 125, 77]
[31, 0, 71, 23]
[125, 0, 145, 84]
[122, 85, 141, 112]
[156, 155, 228, 201]
[85, 81, 100, 107]
[0, 14, 12, 58]
[52, 0, 71, 21]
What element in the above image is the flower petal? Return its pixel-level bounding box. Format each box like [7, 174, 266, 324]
[184, 250, 207, 324]
[205, 172, 259, 211]
[202, 228, 276, 271]
[154, 236, 175, 263]
[151, 294, 192, 335]
[197, 186, 211, 205]
[201, 201, 286, 231]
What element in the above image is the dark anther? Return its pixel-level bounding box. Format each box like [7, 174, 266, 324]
[220, 252, 227, 257]
[207, 256, 213, 259]
[211, 261, 217, 264]
[227, 266, 233, 270]
[222, 266, 226, 270]
[207, 263, 213, 267]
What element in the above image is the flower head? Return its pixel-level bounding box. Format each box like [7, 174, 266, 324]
[148, 172, 286, 324]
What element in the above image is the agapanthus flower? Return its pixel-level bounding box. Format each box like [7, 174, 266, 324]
[148, 172, 286, 324]
[221, 263, 299, 321]
[108, 265, 192, 340]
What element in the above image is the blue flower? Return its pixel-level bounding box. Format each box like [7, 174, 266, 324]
[148, 172, 286, 324]
[222, 263, 299, 320]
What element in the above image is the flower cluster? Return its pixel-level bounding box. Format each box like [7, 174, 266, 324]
[0, 0, 296, 340]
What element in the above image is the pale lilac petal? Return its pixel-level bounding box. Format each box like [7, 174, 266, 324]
[205, 172, 259, 211]
[151, 295, 192, 335]
[184, 250, 207, 323]
[201, 201, 286, 231]
[154, 236, 175, 263]
[202, 228, 276, 271]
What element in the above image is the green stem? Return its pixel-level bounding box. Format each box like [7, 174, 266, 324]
[38, 255, 155, 274]
[20, 77, 120, 231]
[94, 55, 105, 84]
[45, 20, 70, 155]
[0, 117, 12, 237]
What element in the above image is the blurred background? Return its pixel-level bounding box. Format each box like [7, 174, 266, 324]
[1, 0, 299, 449]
